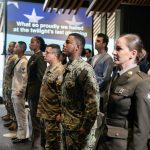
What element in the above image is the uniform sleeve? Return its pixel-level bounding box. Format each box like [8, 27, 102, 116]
[81, 67, 100, 132]
[36, 56, 47, 83]
[20, 60, 28, 93]
[133, 78, 150, 150]
[56, 67, 65, 101]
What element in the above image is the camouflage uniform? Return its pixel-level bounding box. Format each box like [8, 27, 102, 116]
[3, 54, 18, 119]
[61, 58, 99, 150]
[37, 63, 64, 150]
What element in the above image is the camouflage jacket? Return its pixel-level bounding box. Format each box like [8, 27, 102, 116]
[61, 58, 99, 132]
[3, 54, 18, 89]
[37, 63, 64, 120]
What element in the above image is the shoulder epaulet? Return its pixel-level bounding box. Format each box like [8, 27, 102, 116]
[136, 71, 148, 79]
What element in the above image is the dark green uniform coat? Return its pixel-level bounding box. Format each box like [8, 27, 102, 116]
[96, 66, 150, 150]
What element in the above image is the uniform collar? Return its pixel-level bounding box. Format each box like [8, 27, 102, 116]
[66, 57, 82, 71]
[48, 62, 62, 73]
[34, 50, 41, 54]
[114, 66, 140, 85]
[119, 64, 137, 76]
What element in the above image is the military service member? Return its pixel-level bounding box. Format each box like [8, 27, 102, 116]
[26, 36, 47, 149]
[11, 41, 28, 143]
[2, 41, 18, 130]
[37, 44, 64, 150]
[60, 33, 99, 149]
[95, 34, 150, 150]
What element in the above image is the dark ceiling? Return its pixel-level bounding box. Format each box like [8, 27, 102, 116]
[6, 0, 150, 17]
[9, 0, 91, 7]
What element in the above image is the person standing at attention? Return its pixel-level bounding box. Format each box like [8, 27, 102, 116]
[11, 41, 28, 143]
[26, 36, 47, 149]
[37, 44, 64, 150]
[95, 34, 150, 150]
[2, 41, 18, 131]
[59, 33, 99, 149]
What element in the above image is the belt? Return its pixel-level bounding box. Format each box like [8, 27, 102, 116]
[106, 118, 128, 129]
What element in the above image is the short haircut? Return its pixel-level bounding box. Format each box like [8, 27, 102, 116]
[10, 41, 16, 46]
[85, 48, 92, 53]
[18, 41, 27, 52]
[69, 33, 85, 51]
[46, 44, 61, 58]
[97, 33, 109, 51]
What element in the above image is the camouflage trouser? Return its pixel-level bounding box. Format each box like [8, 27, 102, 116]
[3, 87, 16, 120]
[44, 120, 61, 150]
[84, 121, 97, 150]
[63, 130, 88, 150]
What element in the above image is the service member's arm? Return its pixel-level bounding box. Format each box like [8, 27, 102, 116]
[19, 60, 28, 95]
[80, 67, 99, 133]
[36, 56, 47, 83]
[132, 78, 150, 150]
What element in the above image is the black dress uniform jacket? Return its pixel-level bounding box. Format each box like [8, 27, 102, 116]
[26, 51, 47, 148]
[26, 51, 46, 98]
[26, 51, 47, 113]
[96, 66, 150, 150]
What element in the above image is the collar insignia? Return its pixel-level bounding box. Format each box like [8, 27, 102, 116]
[127, 71, 133, 75]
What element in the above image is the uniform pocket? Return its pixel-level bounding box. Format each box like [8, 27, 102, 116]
[106, 125, 128, 139]
[65, 79, 75, 88]
[46, 73, 57, 83]
[114, 86, 130, 97]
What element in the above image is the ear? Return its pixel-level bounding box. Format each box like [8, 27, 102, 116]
[76, 44, 80, 51]
[103, 42, 106, 47]
[130, 49, 137, 59]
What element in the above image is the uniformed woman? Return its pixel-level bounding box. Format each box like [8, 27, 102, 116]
[26, 36, 47, 149]
[96, 34, 150, 150]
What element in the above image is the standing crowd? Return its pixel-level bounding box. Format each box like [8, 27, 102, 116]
[1, 32, 150, 150]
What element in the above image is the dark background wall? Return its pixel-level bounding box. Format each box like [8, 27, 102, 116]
[120, 5, 150, 51]
[8, 0, 90, 7]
